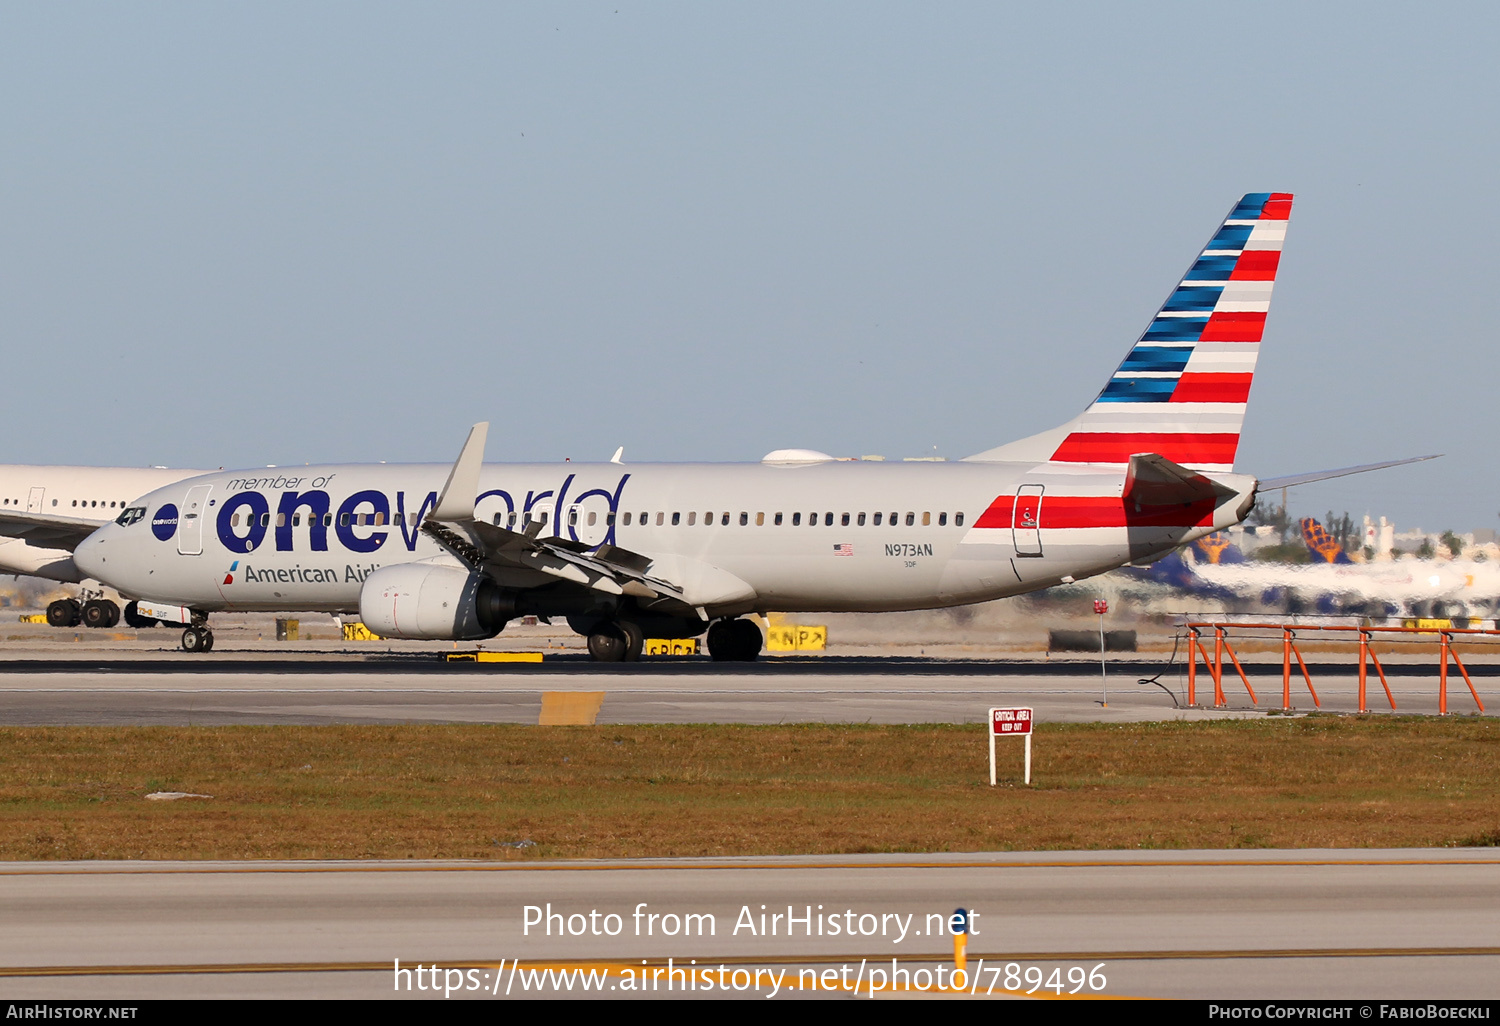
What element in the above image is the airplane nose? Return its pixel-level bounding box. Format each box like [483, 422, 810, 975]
[73, 528, 110, 581]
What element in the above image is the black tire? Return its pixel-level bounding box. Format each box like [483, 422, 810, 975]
[706, 619, 737, 661]
[100, 600, 120, 629]
[587, 623, 628, 662]
[200, 630, 214, 653]
[82, 600, 111, 629]
[620, 620, 645, 662]
[731, 618, 763, 661]
[181, 627, 203, 652]
[46, 599, 79, 628]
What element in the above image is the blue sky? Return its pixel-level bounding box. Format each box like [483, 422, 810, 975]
[2, 3, 1494, 534]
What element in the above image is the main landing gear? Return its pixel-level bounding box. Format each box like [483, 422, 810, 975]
[180, 625, 214, 653]
[706, 618, 763, 662]
[45, 598, 120, 628]
[586, 620, 644, 663]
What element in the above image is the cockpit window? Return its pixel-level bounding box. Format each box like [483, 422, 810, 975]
[116, 506, 147, 527]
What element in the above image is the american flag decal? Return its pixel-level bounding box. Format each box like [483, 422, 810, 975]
[833, 543, 853, 556]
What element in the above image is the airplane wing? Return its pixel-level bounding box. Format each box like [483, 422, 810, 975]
[419, 423, 693, 613]
[1257, 454, 1440, 491]
[0, 510, 103, 551]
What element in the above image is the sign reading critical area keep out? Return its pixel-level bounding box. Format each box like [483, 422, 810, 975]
[989, 707, 1033, 786]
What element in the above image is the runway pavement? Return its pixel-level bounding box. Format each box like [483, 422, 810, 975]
[0, 652, 1492, 724]
[0, 850, 1496, 1000]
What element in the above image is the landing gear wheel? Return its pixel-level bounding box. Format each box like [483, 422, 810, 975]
[82, 599, 119, 629]
[181, 627, 214, 653]
[122, 601, 156, 629]
[46, 599, 80, 628]
[620, 620, 645, 662]
[731, 618, 763, 661]
[587, 622, 629, 662]
[708, 618, 764, 661]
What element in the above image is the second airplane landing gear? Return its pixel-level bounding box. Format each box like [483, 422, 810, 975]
[707, 618, 763, 662]
[46, 599, 80, 627]
[81, 599, 120, 629]
[180, 626, 214, 653]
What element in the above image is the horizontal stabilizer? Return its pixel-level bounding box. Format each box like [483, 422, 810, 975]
[1258, 454, 1440, 491]
[1123, 453, 1238, 508]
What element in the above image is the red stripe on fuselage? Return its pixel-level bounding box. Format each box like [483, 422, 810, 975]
[1050, 432, 1240, 466]
[975, 494, 1218, 530]
[1169, 373, 1253, 404]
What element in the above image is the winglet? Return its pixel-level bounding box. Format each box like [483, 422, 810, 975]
[430, 422, 489, 521]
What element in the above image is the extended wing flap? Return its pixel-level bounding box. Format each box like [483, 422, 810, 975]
[425, 516, 689, 607]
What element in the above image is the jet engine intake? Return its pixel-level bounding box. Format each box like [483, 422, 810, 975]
[358, 562, 514, 640]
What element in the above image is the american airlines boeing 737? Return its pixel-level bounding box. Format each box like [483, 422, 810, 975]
[53, 193, 1408, 657]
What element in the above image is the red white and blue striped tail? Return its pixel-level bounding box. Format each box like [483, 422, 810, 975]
[966, 193, 1291, 472]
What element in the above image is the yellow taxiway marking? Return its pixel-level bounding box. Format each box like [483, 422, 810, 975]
[537, 690, 605, 724]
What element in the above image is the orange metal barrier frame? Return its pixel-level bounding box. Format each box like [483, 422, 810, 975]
[1183, 622, 1489, 714]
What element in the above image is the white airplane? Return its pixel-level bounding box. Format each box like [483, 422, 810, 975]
[44, 192, 1412, 657]
[0, 465, 207, 626]
[1148, 516, 1484, 619]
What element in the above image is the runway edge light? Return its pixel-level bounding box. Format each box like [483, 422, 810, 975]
[952, 908, 969, 974]
[988, 707, 1034, 786]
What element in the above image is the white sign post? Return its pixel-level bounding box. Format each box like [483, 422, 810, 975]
[989, 707, 1033, 785]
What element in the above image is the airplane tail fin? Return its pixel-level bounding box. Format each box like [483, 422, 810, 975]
[1301, 517, 1352, 564]
[966, 193, 1291, 471]
[1193, 531, 1246, 565]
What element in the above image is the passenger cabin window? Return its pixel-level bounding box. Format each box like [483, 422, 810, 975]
[874, 513, 882, 526]
[687, 512, 697, 526]
[623, 512, 632, 526]
[922, 512, 931, 526]
[792, 513, 801, 526]
[938, 512, 947, 526]
[956, 512, 965, 527]
[655, 512, 664, 526]
[841, 513, 850, 527]
[588, 511, 598, 527]
[775, 513, 783, 526]
[857, 513, 866, 526]
[739, 512, 748, 526]
[671, 512, 681, 526]
[905, 512, 914, 526]
[756, 512, 765, 526]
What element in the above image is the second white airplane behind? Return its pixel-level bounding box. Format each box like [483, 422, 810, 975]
[64, 192, 1404, 658]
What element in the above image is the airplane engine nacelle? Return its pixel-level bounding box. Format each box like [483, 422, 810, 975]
[358, 562, 513, 641]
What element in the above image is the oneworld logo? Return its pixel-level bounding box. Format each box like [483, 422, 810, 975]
[152, 504, 180, 542]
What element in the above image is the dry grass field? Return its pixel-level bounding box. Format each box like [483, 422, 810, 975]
[1, 718, 1497, 860]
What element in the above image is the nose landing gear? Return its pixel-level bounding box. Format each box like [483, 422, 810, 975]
[180, 625, 214, 652]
